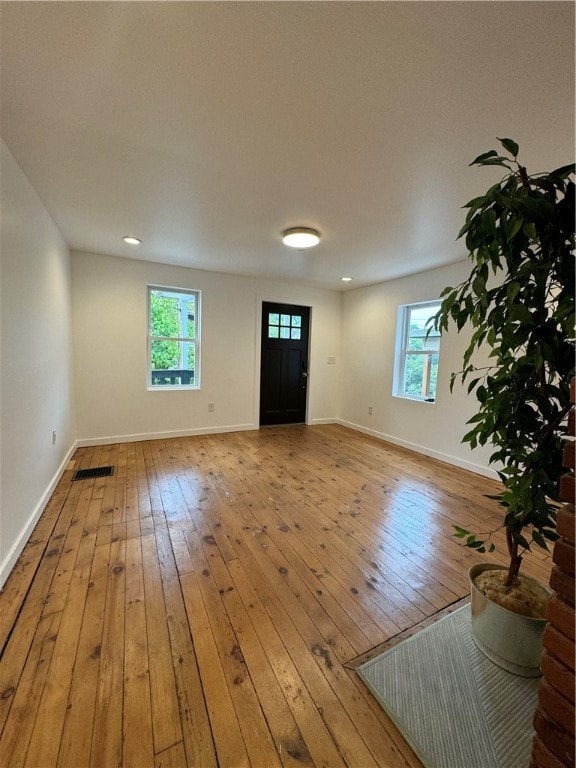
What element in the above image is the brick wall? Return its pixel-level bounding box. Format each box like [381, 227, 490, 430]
[530, 379, 575, 768]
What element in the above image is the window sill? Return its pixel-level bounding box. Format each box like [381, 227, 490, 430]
[392, 393, 436, 404]
[147, 386, 200, 392]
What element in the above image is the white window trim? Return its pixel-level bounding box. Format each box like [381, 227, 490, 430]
[393, 299, 440, 403]
[147, 285, 201, 391]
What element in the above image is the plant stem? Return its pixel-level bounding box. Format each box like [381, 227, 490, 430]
[536, 402, 573, 451]
[505, 527, 522, 587]
[518, 165, 530, 188]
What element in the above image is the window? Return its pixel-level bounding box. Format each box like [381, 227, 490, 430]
[148, 286, 200, 389]
[393, 300, 441, 402]
[267, 312, 302, 339]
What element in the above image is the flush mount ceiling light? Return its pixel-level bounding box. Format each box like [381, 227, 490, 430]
[122, 236, 142, 245]
[282, 227, 320, 249]
[341, 277, 353, 282]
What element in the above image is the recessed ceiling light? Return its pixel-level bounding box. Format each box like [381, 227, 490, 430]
[282, 227, 320, 249]
[341, 277, 353, 282]
[123, 236, 142, 245]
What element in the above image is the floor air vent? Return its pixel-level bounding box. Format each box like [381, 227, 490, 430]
[72, 466, 115, 481]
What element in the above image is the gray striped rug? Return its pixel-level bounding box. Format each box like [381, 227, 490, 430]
[357, 605, 539, 768]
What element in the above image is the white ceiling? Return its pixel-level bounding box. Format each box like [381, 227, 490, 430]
[1, 2, 574, 291]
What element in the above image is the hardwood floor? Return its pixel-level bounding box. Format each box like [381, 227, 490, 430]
[0, 425, 552, 767]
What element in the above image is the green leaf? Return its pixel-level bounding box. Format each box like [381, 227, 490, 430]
[522, 220, 537, 239]
[531, 531, 548, 550]
[472, 275, 486, 296]
[466, 412, 486, 424]
[476, 157, 513, 169]
[549, 163, 576, 179]
[457, 221, 470, 240]
[467, 377, 481, 394]
[515, 533, 532, 550]
[463, 195, 489, 211]
[507, 282, 521, 302]
[507, 216, 523, 240]
[470, 150, 499, 165]
[497, 137, 519, 158]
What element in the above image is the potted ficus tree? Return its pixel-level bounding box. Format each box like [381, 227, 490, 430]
[434, 138, 575, 676]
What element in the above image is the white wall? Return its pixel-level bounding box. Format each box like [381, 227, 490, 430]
[340, 261, 495, 477]
[0, 140, 76, 587]
[72, 251, 341, 443]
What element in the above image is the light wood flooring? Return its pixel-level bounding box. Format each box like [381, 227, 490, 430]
[0, 424, 552, 768]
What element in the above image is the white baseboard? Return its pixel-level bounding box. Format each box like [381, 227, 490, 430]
[336, 419, 498, 480]
[76, 422, 257, 448]
[0, 440, 79, 590]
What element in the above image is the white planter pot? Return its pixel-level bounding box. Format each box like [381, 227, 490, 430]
[469, 563, 550, 678]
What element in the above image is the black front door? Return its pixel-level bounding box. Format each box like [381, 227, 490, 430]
[260, 302, 310, 426]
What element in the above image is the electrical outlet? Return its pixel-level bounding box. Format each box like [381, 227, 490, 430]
[52, 429, 57, 445]
[208, 403, 215, 412]
[368, 406, 373, 415]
